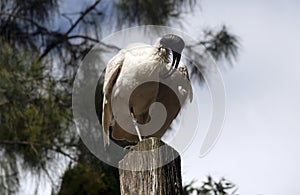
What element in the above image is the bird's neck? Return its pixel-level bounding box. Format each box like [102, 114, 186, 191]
[155, 47, 170, 64]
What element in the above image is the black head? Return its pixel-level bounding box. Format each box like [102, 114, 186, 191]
[159, 34, 185, 77]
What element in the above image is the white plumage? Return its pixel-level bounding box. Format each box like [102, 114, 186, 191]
[102, 35, 192, 146]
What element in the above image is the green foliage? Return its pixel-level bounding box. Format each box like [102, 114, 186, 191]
[1, 0, 58, 21]
[183, 176, 239, 195]
[58, 143, 120, 195]
[58, 163, 119, 195]
[202, 26, 239, 62]
[0, 40, 74, 194]
[0, 0, 59, 49]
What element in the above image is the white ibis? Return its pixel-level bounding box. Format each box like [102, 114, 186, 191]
[102, 34, 193, 146]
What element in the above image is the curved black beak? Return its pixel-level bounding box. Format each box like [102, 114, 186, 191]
[160, 50, 181, 79]
[172, 51, 181, 70]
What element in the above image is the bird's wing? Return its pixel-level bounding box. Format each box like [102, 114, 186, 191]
[102, 51, 125, 146]
[178, 64, 193, 102]
[150, 63, 193, 139]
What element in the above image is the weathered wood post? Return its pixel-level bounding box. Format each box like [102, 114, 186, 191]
[119, 137, 183, 195]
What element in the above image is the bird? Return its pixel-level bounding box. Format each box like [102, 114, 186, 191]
[102, 34, 193, 147]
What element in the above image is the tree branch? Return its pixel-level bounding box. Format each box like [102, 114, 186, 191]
[68, 35, 121, 50]
[0, 11, 50, 34]
[65, 0, 101, 35]
[0, 140, 77, 161]
[38, 0, 102, 60]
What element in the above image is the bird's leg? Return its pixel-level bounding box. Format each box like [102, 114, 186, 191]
[130, 107, 142, 142]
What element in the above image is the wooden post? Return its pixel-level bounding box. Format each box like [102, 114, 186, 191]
[119, 137, 183, 195]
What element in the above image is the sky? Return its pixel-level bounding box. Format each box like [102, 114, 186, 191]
[179, 1, 300, 195]
[19, 0, 300, 194]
